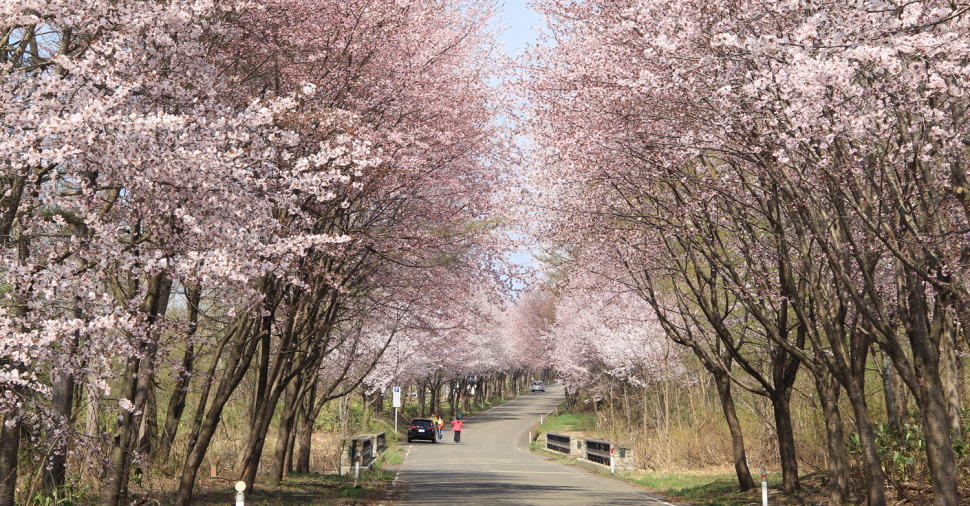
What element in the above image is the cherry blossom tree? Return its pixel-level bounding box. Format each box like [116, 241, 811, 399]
[523, 0, 970, 503]
[542, 275, 686, 399]
[2, 0, 506, 504]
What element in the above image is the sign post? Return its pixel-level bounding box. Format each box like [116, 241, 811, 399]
[392, 386, 402, 434]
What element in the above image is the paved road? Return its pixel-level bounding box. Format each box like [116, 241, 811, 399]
[395, 384, 675, 505]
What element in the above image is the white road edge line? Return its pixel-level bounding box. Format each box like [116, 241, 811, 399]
[393, 444, 412, 486]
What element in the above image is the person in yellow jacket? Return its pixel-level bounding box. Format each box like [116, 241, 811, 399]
[430, 413, 444, 440]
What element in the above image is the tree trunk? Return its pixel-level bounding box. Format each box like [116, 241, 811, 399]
[285, 416, 298, 474]
[446, 382, 454, 418]
[881, 355, 904, 433]
[158, 285, 201, 463]
[418, 383, 426, 417]
[43, 357, 77, 490]
[815, 374, 849, 505]
[295, 412, 314, 473]
[663, 380, 671, 463]
[174, 315, 259, 506]
[236, 291, 292, 493]
[918, 380, 960, 506]
[917, 368, 960, 506]
[0, 420, 20, 506]
[135, 279, 171, 464]
[940, 324, 963, 437]
[136, 378, 158, 460]
[240, 385, 284, 491]
[339, 395, 348, 435]
[372, 389, 385, 415]
[713, 373, 755, 491]
[845, 372, 887, 505]
[431, 380, 442, 416]
[100, 274, 169, 505]
[271, 381, 301, 484]
[99, 356, 141, 506]
[252, 331, 271, 427]
[770, 390, 800, 493]
[158, 343, 193, 463]
[295, 381, 318, 474]
[83, 378, 103, 483]
[905, 287, 959, 505]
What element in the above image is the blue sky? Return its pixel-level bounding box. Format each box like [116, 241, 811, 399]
[495, 1, 544, 57]
[492, 2, 547, 285]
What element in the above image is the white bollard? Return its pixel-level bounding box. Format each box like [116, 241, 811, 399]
[234, 481, 246, 506]
[761, 467, 768, 506]
[610, 454, 616, 474]
[354, 459, 361, 487]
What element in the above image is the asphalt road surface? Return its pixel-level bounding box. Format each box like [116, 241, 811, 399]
[395, 383, 675, 505]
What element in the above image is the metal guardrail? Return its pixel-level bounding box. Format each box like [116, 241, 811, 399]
[341, 432, 388, 475]
[347, 436, 376, 467]
[360, 437, 374, 466]
[546, 432, 571, 454]
[585, 438, 611, 465]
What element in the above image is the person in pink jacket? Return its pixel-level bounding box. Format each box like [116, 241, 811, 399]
[451, 415, 464, 443]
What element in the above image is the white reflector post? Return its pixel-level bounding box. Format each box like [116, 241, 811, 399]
[761, 468, 768, 506]
[234, 481, 246, 506]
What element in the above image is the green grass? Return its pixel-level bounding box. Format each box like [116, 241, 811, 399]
[378, 444, 406, 466]
[337, 468, 395, 497]
[632, 471, 737, 491]
[175, 449, 403, 505]
[180, 472, 354, 505]
[632, 471, 787, 505]
[361, 415, 397, 439]
[537, 411, 595, 434]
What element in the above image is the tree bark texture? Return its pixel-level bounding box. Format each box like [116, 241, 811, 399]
[713, 373, 755, 491]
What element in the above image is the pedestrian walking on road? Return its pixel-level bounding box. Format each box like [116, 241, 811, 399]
[431, 413, 444, 440]
[451, 414, 464, 443]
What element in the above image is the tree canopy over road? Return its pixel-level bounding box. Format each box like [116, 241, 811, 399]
[2, 0, 970, 504]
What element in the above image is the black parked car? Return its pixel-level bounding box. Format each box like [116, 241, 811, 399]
[406, 418, 437, 443]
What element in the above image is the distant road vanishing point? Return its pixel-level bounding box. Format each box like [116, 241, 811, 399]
[395, 383, 676, 505]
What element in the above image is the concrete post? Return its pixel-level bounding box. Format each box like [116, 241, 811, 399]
[354, 457, 361, 487]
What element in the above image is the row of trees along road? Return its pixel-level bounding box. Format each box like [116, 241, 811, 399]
[0, 1, 532, 505]
[521, 1, 970, 505]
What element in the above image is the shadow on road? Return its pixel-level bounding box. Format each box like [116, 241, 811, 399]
[398, 470, 648, 505]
